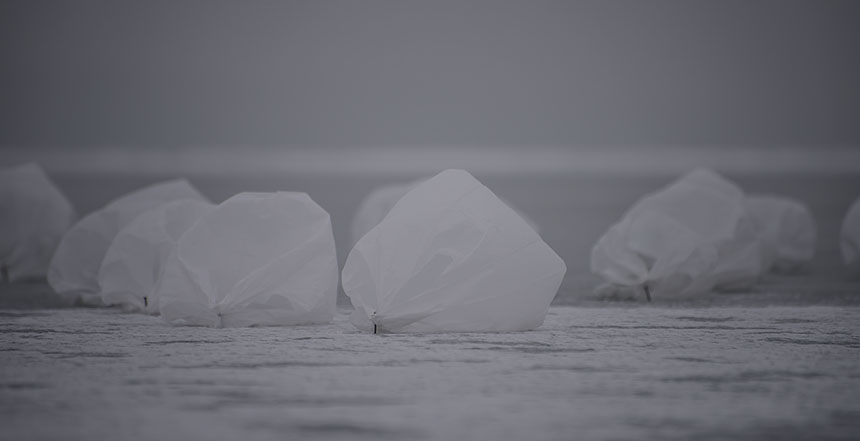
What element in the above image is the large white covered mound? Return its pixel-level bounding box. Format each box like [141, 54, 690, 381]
[350, 179, 540, 247]
[842, 197, 860, 276]
[157, 192, 338, 327]
[745, 195, 816, 273]
[48, 179, 207, 304]
[0, 163, 76, 281]
[98, 199, 215, 314]
[342, 169, 566, 333]
[591, 169, 764, 300]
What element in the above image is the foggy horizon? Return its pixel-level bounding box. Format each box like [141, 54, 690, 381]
[2, 0, 860, 150]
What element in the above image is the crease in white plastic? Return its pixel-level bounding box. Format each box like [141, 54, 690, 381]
[591, 169, 765, 300]
[48, 179, 207, 304]
[745, 195, 816, 273]
[841, 197, 860, 276]
[157, 192, 338, 327]
[343, 169, 566, 333]
[98, 199, 215, 313]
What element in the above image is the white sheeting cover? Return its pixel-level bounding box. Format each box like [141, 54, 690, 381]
[343, 169, 566, 333]
[48, 179, 207, 304]
[591, 169, 764, 300]
[350, 179, 540, 248]
[0, 163, 76, 281]
[98, 199, 215, 313]
[841, 197, 860, 275]
[745, 195, 816, 273]
[157, 192, 338, 327]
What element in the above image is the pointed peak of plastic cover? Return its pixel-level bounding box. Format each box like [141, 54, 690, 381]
[351, 175, 541, 248]
[745, 194, 816, 274]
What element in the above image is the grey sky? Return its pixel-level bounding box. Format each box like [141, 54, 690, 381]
[1, 0, 859, 150]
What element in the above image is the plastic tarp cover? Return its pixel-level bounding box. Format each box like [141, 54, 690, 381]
[0, 163, 76, 281]
[98, 199, 215, 313]
[342, 169, 566, 333]
[842, 197, 860, 275]
[591, 169, 764, 300]
[48, 179, 207, 304]
[745, 195, 816, 273]
[351, 179, 541, 248]
[157, 192, 338, 327]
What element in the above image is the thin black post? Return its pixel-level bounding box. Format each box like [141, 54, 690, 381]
[644, 285, 652, 302]
[373, 323, 377, 334]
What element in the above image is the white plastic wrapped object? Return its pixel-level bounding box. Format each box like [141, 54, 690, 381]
[350, 181, 417, 247]
[342, 169, 566, 333]
[0, 163, 76, 282]
[745, 195, 816, 273]
[841, 197, 860, 275]
[591, 169, 764, 300]
[98, 199, 214, 313]
[48, 179, 207, 304]
[157, 192, 338, 327]
[350, 179, 540, 247]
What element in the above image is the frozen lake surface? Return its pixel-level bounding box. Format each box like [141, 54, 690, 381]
[2, 304, 860, 441]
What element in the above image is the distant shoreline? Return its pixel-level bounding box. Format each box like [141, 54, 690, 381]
[3, 145, 860, 176]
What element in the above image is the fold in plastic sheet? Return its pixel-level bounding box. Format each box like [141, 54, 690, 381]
[98, 199, 215, 313]
[343, 169, 566, 333]
[0, 163, 76, 281]
[745, 195, 816, 274]
[591, 169, 764, 300]
[48, 179, 207, 304]
[157, 192, 338, 327]
[350, 178, 541, 248]
[842, 197, 860, 275]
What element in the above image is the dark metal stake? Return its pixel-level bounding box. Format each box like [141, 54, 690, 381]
[373, 323, 377, 334]
[143, 296, 148, 307]
[644, 285, 652, 302]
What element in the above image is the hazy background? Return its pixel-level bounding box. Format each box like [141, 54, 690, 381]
[1, 0, 859, 170]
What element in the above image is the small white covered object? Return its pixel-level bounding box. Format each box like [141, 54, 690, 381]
[591, 169, 764, 299]
[157, 192, 338, 327]
[0, 163, 76, 281]
[350, 179, 540, 247]
[841, 197, 860, 275]
[745, 195, 816, 273]
[48, 179, 207, 304]
[342, 169, 566, 333]
[98, 199, 214, 313]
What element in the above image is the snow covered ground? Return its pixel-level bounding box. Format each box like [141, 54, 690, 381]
[2, 305, 859, 441]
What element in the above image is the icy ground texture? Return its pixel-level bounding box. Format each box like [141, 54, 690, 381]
[2, 306, 859, 441]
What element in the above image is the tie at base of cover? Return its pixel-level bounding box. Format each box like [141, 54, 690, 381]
[48, 179, 207, 304]
[157, 192, 338, 328]
[591, 169, 765, 300]
[98, 199, 215, 314]
[343, 169, 566, 334]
